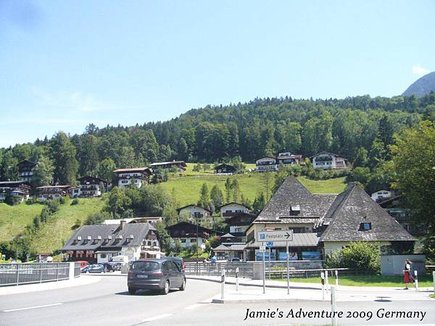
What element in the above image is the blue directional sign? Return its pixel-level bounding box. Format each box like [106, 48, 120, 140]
[266, 241, 273, 248]
[257, 230, 293, 242]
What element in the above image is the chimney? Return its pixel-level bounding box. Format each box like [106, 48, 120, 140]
[120, 220, 126, 230]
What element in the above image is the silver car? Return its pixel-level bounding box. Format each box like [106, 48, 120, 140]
[127, 258, 186, 295]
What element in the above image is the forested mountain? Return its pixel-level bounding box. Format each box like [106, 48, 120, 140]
[403, 72, 435, 97]
[1, 94, 435, 186]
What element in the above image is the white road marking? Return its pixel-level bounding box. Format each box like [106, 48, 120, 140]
[185, 303, 202, 310]
[142, 313, 172, 322]
[3, 303, 63, 313]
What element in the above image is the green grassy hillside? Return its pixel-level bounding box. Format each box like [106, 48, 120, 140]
[161, 171, 347, 207]
[30, 197, 106, 254]
[0, 203, 44, 242]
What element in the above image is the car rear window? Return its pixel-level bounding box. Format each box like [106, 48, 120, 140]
[131, 261, 160, 272]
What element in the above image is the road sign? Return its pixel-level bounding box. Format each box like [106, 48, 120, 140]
[266, 241, 273, 248]
[258, 230, 293, 242]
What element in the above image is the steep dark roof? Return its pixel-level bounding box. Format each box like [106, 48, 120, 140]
[219, 202, 249, 209]
[176, 205, 212, 214]
[78, 176, 108, 184]
[320, 183, 415, 242]
[61, 223, 154, 251]
[166, 221, 224, 237]
[254, 176, 336, 222]
[225, 213, 256, 226]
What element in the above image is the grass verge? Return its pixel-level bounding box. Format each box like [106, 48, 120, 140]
[280, 274, 434, 288]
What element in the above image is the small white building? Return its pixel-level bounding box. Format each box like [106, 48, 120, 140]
[255, 157, 278, 172]
[312, 152, 347, 169]
[371, 190, 393, 202]
[113, 167, 152, 188]
[177, 205, 212, 221]
[220, 202, 250, 219]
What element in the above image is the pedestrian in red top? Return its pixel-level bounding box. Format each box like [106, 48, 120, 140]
[403, 259, 412, 289]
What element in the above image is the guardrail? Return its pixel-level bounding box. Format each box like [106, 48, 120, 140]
[185, 261, 351, 280]
[0, 263, 73, 287]
[185, 262, 254, 278]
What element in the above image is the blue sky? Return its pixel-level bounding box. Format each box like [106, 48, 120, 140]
[0, 0, 434, 148]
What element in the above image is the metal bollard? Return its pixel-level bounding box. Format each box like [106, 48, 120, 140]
[321, 271, 325, 300]
[335, 270, 338, 288]
[235, 267, 239, 292]
[331, 286, 337, 326]
[220, 269, 225, 300]
[433, 271, 435, 295]
[414, 270, 419, 291]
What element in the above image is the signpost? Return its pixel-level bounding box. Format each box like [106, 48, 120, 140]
[258, 230, 293, 294]
[258, 230, 293, 242]
[260, 245, 266, 294]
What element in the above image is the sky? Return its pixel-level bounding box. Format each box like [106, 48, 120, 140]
[0, 0, 434, 148]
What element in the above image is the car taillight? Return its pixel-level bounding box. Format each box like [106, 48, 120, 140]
[128, 271, 133, 277]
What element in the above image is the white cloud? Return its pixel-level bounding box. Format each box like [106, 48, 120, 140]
[31, 87, 105, 113]
[412, 65, 429, 76]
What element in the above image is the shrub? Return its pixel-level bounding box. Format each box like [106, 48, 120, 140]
[325, 241, 380, 274]
[71, 198, 79, 205]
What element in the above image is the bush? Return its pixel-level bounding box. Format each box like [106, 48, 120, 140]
[46, 200, 60, 214]
[325, 242, 380, 274]
[71, 198, 79, 205]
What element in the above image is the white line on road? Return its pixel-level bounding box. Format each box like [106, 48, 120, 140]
[185, 304, 202, 310]
[3, 303, 63, 313]
[142, 313, 172, 322]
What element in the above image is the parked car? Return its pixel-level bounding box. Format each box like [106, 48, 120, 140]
[101, 262, 117, 272]
[82, 263, 105, 273]
[127, 258, 186, 295]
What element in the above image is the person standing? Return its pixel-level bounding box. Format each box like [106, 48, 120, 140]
[403, 259, 412, 289]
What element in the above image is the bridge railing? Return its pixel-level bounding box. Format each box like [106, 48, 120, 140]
[0, 263, 73, 287]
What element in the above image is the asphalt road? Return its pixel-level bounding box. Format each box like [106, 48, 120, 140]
[0, 275, 220, 326]
[1, 275, 434, 326]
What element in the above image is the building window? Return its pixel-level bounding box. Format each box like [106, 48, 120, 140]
[290, 205, 301, 216]
[359, 222, 372, 231]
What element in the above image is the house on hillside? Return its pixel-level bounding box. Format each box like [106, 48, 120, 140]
[17, 160, 36, 183]
[276, 152, 303, 166]
[210, 212, 256, 262]
[214, 163, 236, 175]
[219, 202, 250, 219]
[312, 152, 347, 169]
[0, 181, 31, 202]
[245, 176, 415, 261]
[177, 205, 212, 224]
[76, 176, 108, 198]
[255, 157, 278, 172]
[225, 212, 256, 243]
[61, 221, 161, 264]
[113, 167, 152, 188]
[150, 161, 187, 172]
[166, 221, 223, 249]
[377, 195, 423, 236]
[36, 185, 71, 201]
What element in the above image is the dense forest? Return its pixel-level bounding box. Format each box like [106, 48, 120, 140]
[1, 94, 434, 188]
